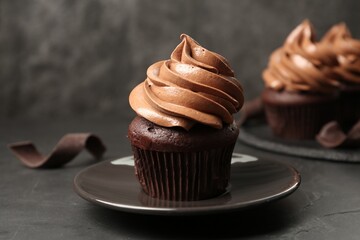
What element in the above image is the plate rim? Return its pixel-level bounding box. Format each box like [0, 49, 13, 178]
[73, 154, 301, 216]
[238, 123, 360, 162]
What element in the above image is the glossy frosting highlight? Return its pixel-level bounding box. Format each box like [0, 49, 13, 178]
[129, 34, 244, 130]
[263, 20, 340, 93]
[322, 23, 360, 84]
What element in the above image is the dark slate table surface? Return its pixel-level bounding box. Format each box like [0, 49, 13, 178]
[1, 115, 360, 240]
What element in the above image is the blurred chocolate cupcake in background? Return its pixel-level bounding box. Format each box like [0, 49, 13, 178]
[262, 20, 339, 139]
[321, 23, 360, 130]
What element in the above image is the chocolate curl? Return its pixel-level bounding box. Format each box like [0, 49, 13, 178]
[237, 97, 265, 127]
[316, 122, 347, 148]
[8, 133, 106, 168]
[316, 120, 360, 148]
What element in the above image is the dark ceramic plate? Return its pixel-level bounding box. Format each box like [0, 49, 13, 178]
[238, 122, 360, 162]
[74, 154, 300, 216]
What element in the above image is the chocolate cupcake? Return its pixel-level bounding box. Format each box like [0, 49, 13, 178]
[262, 20, 339, 139]
[321, 23, 360, 130]
[128, 34, 244, 201]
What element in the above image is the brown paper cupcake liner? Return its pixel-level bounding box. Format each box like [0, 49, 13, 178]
[264, 103, 335, 139]
[131, 144, 235, 201]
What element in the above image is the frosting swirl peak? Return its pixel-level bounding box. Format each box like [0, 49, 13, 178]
[129, 34, 244, 130]
[322, 23, 360, 85]
[263, 20, 340, 93]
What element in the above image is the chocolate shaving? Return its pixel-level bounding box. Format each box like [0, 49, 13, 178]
[316, 120, 360, 148]
[8, 133, 106, 168]
[237, 97, 265, 127]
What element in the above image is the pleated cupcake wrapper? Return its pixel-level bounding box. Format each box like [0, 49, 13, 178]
[132, 145, 235, 201]
[264, 103, 335, 139]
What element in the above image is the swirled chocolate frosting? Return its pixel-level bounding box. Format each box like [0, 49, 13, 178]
[263, 20, 340, 93]
[129, 34, 244, 130]
[322, 23, 360, 85]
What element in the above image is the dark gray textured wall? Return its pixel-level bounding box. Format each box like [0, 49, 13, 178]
[1, 0, 359, 120]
